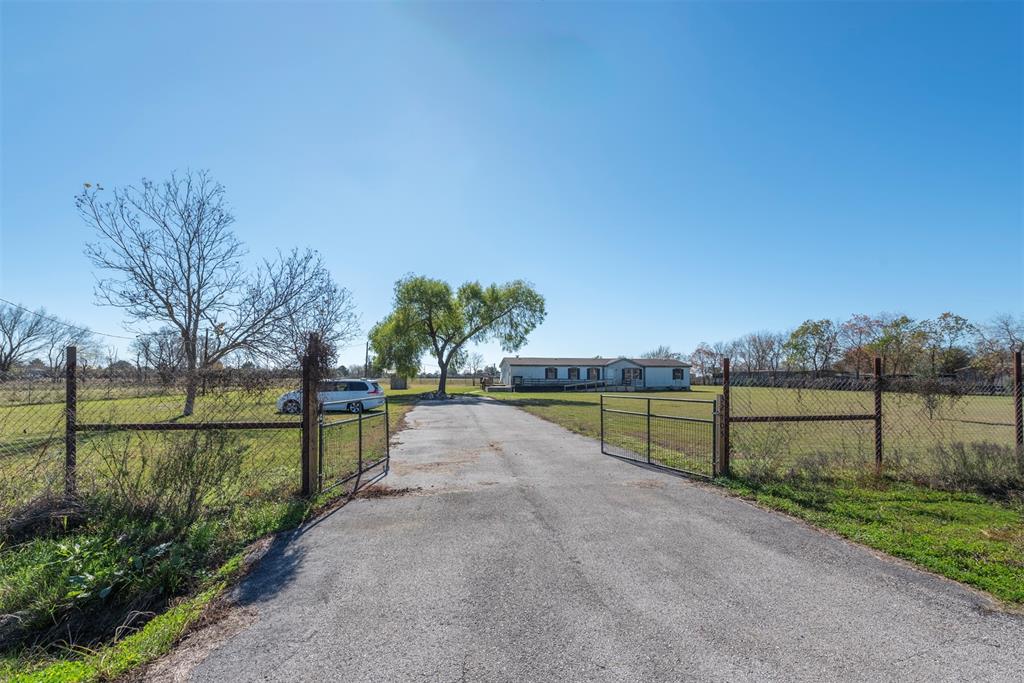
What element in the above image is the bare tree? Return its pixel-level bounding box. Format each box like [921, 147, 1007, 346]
[78, 170, 351, 414]
[465, 351, 485, 375]
[640, 345, 684, 360]
[838, 314, 882, 377]
[972, 313, 1024, 380]
[42, 320, 98, 380]
[689, 342, 721, 382]
[131, 328, 185, 386]
[0, 302, 54, 372]
[272, 278, 359, 368]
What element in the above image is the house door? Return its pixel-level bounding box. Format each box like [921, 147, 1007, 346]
[622, 368, 643, 386]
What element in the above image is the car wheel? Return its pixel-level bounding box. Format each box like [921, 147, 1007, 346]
[348, 401, 363, 414]
[282, 399, 301, 414]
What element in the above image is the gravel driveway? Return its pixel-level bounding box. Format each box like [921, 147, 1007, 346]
[188, 397, 1023, 682]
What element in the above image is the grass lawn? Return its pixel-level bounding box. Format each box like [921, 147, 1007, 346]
[486, 387, 1024, 605]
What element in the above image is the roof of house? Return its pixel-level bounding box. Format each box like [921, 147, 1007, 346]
[631, 357, 692, 368]
[501, 356, 690, 368]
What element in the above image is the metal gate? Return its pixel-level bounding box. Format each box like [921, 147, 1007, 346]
[600, 395, 717, 478]
[319, 399, 390, 492]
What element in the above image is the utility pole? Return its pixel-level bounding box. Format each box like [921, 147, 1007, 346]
[365, 340, 370, 378]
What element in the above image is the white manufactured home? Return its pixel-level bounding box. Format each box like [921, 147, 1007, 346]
[499, 357, 691, 390]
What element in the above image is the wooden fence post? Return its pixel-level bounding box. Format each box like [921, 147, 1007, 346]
[720, 357, 730, 477]
[1014, 350, 1023, 473]
[65, 345, 77, 497]
[874, 356, 883, 474]
[300, 348, 320, 497]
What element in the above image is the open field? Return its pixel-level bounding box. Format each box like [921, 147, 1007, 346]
[0, 379, 477, 521]
[487, 385, 1019, 484]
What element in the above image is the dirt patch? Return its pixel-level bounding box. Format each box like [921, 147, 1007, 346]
[355, 484, 422, 499]
[624, 479, 666, 489]
[390, 451, 481, 474]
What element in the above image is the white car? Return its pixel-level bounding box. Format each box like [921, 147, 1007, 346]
[276, 379, 386, 414]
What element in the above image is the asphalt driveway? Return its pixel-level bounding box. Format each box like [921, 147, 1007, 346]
[187, 397, 1023, 682]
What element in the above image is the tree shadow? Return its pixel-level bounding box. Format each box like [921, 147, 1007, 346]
[228, 473, 384, 608]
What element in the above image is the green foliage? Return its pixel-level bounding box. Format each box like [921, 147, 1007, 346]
[370, 275, 545, 390]
[784, 319, 840, 373]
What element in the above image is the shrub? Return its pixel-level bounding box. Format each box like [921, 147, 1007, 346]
[91, 430, 247, 528]
[915, 441, 1023, 495]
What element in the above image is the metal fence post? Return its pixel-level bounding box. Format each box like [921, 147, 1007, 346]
[1014, 350, 1023, 473]
[874, 356, 883, 474]
[712, 396, 720, 476]
[720, 357, 730, 477]
[646, 397, 652, 464]
[300, 351, 319, 496]
[600, 394, 605, 454]
[317, 402, 324, 489]
[357, 407, 364, 475]
[64, 345, 77, 497]
[384, 397, 391, 474]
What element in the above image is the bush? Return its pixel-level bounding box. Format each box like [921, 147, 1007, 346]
[90, 430, 247, 528]
[916, 441, 1023, 495]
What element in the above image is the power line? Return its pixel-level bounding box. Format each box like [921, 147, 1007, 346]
[0, 297, 137, 340]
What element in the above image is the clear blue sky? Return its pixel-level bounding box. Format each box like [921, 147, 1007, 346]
[2, 1, 1021, 370]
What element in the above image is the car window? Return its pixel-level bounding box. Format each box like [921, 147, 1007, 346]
[346, 381, 368, 392]
[371, 382, 382, 392]
[317, 381, 337, 392]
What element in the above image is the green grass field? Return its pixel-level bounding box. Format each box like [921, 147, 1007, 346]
[0, 379, 478, 521]
[486, 385, 1018, 481]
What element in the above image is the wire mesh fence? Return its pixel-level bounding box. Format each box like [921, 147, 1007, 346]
[1, 345, 392, 538]
[600, 395, 716, 477]
[320, 403, 390, 493]
[723, 358, 1023, 492]
[0, 362, 305, 533]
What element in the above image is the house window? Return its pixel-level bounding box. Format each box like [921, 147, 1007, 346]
[587, 368, 600, 380]
[568, 367, 580, 380]
[623, 367, 643, 384]
[545, 367, 558, 380]
[673, 368, 685, 380]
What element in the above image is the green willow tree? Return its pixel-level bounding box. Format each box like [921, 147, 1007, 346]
[370, 276, 546, 394]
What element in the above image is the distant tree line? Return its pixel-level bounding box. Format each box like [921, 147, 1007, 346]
[677, 312, 1022, 383]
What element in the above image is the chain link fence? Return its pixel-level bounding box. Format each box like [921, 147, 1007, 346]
[1, 345, 390, 539]
[722, 355, 1023, 493]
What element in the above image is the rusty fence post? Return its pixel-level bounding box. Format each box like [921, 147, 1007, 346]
[720, 357, 730, 477]
[300, 349, 320, 497]
[874, 356, 883, 474]
[64, 345, 77, 497]
[1014, 350, 1023, 473]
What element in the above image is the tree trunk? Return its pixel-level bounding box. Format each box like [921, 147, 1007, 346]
[183, 339, 198, 416]
[437, 360, 448, 395]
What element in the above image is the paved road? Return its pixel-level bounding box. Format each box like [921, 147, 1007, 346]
[190, 397, 1023, 682]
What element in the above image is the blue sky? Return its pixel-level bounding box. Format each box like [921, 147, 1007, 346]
[2, 1, 1021, 370]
